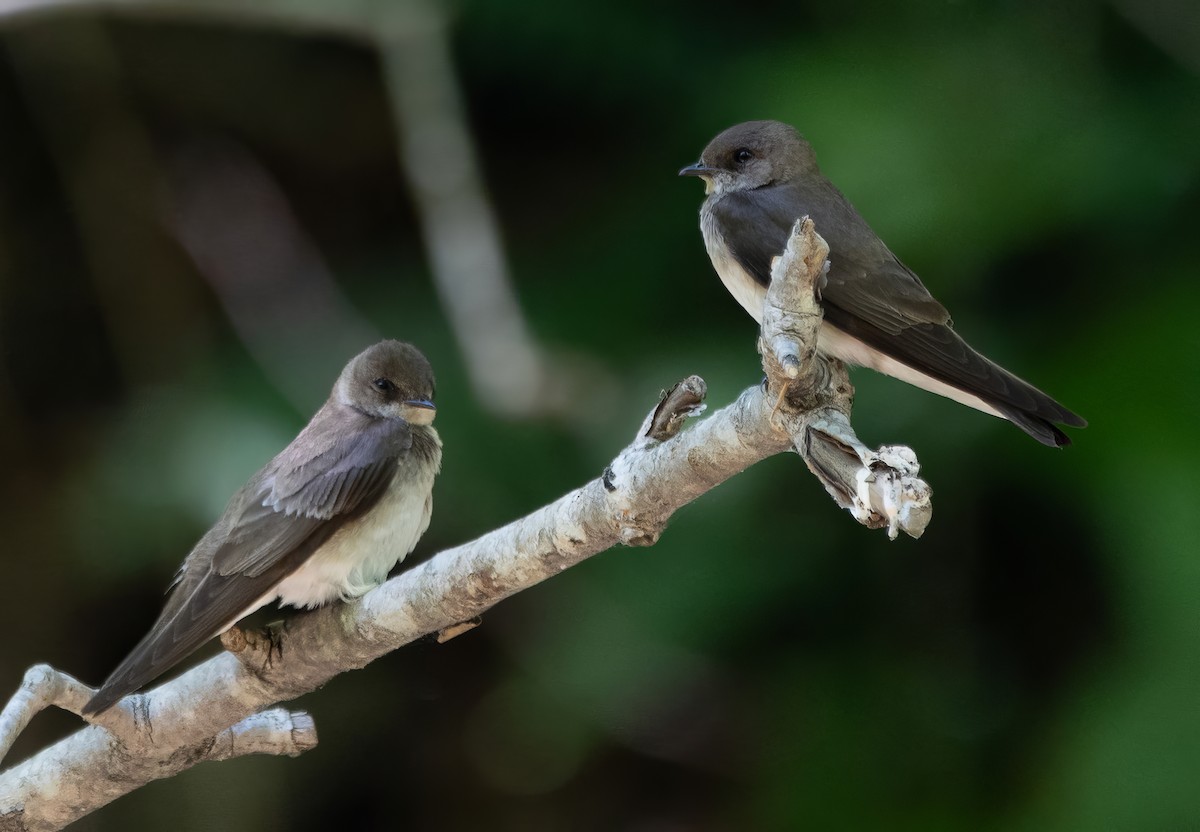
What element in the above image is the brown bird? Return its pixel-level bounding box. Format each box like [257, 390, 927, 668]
[85, 340, 441, 713]
[681, 120, 1085, 446]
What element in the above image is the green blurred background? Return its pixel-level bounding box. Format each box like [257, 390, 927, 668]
[1, 0, 1197, 828]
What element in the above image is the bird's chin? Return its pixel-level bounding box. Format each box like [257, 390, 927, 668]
[400, 405, 436, 426]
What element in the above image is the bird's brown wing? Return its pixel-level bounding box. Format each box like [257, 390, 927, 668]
[711, 182, 1085, 445]
[212, 412, 413, 577]
[84, 410, 412, 714]
[713, 181, 951, 331]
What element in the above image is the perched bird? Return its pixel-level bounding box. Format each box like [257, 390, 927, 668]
[680, 120, 1085, 446]
[84, 340, 442, 714]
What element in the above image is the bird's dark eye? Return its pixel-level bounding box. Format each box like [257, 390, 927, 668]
[733, 148, 753, 164]
[372, 377, 396, 393]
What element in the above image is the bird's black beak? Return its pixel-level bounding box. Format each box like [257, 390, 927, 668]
[404, 399, 436, 411]
[678, 162, 714, 177]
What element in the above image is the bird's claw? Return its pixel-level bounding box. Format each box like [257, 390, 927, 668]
[769, 382, 791, 429]
[222, 621, 286, 671]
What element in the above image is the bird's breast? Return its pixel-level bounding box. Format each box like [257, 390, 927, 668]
[700, 202, 769, 323]
[271, 455, 438, 609]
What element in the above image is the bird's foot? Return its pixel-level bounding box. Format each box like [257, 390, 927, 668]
[222, 621, 286, 671]
[769, 381, 791, 429]
[259, 621, 286, 669]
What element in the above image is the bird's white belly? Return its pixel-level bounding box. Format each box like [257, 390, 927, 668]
[701, 226, 1003, 419]
[701, 209, 768, 322]
[271, 462, 436, 609]
[816, 324, 1003, 418]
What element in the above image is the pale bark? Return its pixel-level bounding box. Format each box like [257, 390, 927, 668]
[0, 220, 931, 830]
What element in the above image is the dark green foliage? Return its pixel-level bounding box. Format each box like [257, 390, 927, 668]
[0, 1, 1195, 828]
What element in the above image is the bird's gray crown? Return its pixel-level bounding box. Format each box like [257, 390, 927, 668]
[335, 340, 436, 421]
[697, 120, 819, 194]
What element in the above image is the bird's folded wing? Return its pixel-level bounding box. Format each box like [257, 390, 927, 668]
[212, 412, 412, 577]
[714, 184, 951, 333]
[84, 412, 412, 713]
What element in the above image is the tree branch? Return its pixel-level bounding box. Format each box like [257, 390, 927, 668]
[0, 219, 930, 830]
